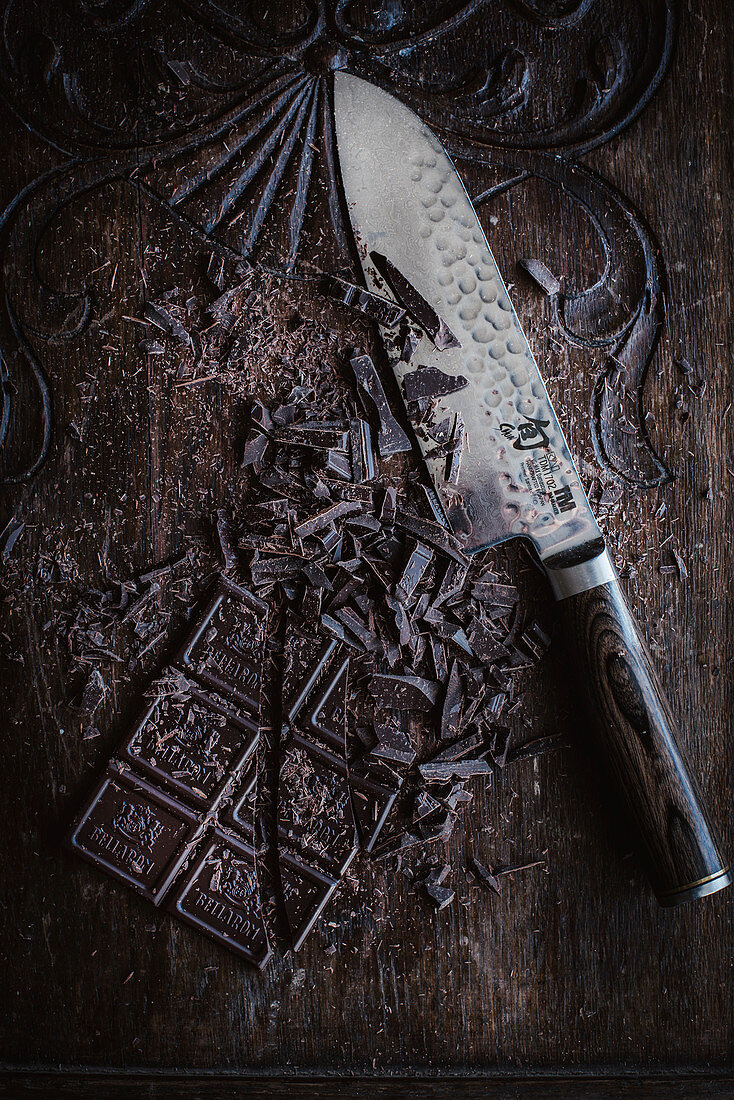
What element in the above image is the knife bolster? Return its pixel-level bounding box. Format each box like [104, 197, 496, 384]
[545, 547, 617, 600]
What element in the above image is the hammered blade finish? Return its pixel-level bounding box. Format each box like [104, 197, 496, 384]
[333, 72, 602, 561]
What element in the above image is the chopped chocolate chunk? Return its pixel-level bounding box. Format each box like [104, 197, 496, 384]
[294, 500, 362, 539]
[445, 415, 465, 485]
[370, 723, 415, 767]
[470, 856, 502, 896]
[368, 673, 439, 711]
[419, 758, 493, 782]
[279, 849, 339, 952]
[404, 366, 469, 404]
[318, 273, 406, 327]
[270, 423, 349, 450]
[324, 448, 352, 479]
[347, 353, 412, 458]
[395, 511, 469, 565]
[440, 660, 464, 740]
[369, 252, 461, 350]
[395, 541, 433, 603]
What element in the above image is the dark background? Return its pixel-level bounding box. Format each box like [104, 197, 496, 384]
[0, 1, 731, 1094]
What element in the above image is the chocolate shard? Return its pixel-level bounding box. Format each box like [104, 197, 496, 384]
[395, 541, 433, 604]
[370, 723, 415, 767]
[68, 768, 201, 904]
[400, 325, 420, 363]
[519, 257, 561, 296]
[419, 759, 493, 782]
[468, 617, 509, 664]
[294, 500, 362, 539]
[428, 730, 485, 764]
[432, 559, 469, 608]
[249, 554, 307, 586]
[324, 448, 352, 479]
[270, 423, 349, 451]
[440, 660, 464, 741]
[369, 251, 461, 350]
[403, 366, 469, 404]
[347, 353, 412, 458]
[378, 486, 397, 527]
[507, 733, 568, 764]
[470, 856, 502, 896]
[333, 607, 381, 652]
[423, 881, 455, 911]
[318, 273, 406, 328]
[445, 414, 465, 485]
[368, 673, 439, 711]
[394, 511, 469, 565]
[241, 429, 270, 470]
[169, 828, 271, 968]
[279, 849, 339, 951]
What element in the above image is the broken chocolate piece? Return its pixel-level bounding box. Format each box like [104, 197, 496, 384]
[280, 849, 338, 952]
[347, 353, 412, 458]
[318, 273, 406, 327]
[395, 541, 433, 603]
[419, 759, 493, 781]
[368, 673, 439, 711]
[294, 500, 362, 540]
[369, 252, 461, 350]
[440, 660, 464, 741]
[403, 366, 469, 404]
[470, 856, 502, 896]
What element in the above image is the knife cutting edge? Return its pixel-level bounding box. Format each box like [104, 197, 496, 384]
[333, 71, 730, 906]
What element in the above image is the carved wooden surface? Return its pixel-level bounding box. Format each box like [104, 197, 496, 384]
[0, 0, 731, 1088]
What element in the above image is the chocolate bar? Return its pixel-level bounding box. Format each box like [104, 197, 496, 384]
[70, 576, 272, 966]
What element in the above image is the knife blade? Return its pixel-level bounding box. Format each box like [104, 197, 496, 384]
[333, 71, 730, 906]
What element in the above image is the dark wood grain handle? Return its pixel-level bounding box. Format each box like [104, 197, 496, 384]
[556, 574, 730, 906]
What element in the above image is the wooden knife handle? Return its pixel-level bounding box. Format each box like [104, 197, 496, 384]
[549, 555, 730, 905]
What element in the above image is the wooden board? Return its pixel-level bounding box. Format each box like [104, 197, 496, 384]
[0, 0, 731, 1089]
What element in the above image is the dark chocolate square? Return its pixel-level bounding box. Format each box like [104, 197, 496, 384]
[169, 828, 271, 968]
[68, 769, 200, 904]
[278, 736, 357, 876]
[121, 668, 259, 810]
[176, 576, 268, 716]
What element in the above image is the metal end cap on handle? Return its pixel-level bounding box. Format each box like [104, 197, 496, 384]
[545, 547, 617, 601]
[656, 866, 732, 907]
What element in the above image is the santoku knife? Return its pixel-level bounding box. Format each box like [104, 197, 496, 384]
[333, 71, 730, 906]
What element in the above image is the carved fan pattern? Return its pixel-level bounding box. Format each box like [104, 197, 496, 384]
[0, 0, 676, 484]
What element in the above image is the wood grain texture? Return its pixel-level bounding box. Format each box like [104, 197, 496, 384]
[558, 576, 728, 902]
[0, 0, 731, 1085]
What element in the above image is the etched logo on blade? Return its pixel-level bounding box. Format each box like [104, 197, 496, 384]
[500, 416, 551, 451]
